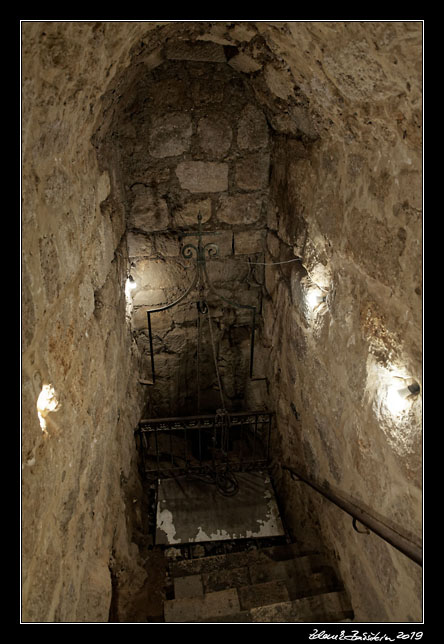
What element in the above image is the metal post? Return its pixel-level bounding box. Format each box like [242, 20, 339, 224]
[250, 308, 256, 379]
[147, 311, 155, 384]
[154, 426, 160, 476]
[267, 414, 272, 463]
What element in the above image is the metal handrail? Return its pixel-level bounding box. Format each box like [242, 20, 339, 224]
[281, 464, 422, 567]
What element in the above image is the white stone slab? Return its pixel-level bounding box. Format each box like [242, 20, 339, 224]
[156, 470, 285, 545]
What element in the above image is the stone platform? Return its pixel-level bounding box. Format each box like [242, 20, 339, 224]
[155, 470, 285, 545]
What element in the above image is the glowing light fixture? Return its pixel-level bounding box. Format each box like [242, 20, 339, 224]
[385, 376, 420, 416]
[36, 384, 60, 432]
[306, 286, 326, 311]
[125, 276, 137, 299]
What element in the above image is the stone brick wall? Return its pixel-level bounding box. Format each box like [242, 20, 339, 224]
[103, 57, 272, 416]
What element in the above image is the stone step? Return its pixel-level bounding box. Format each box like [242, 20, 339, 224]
[201, 565, 251, 594]
[248, 590, 354, 623]
[238, 579, 290, 610]
[247, 554, 341, 596]
[196, 561, 339, 598]
[191, 590, 354, 623]
[165, 579, 292, 622]
[165, 542, 352, 623]
[248, 553, 334, 584]
[168, 542, 321, 578]
[200, 610, 252, 622]
[285, 569, 342, 600]
[168, 577, 293, 616]
[164, 588, 240, 623]
[173, 574, 204, 599]
[174, 567, 340, 608]
[172, 553, 339, 595]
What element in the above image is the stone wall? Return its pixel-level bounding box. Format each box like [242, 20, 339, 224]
[97, 54, 272, 416]
[256, 23, 423, 621]
[21, 21, 152, 622]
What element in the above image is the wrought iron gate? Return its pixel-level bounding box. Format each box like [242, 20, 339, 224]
[135, 410, 274, 483]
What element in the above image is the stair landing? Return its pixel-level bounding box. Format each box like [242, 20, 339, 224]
[156, 470, 285, 545]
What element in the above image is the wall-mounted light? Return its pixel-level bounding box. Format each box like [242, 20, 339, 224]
[385, 376, 420, 416]
[306, 286, 327, 311]
[125, 275, 137, 299]
[36, 383, 60, 433]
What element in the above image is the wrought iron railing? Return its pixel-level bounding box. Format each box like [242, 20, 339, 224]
[135, 410, 274, 481]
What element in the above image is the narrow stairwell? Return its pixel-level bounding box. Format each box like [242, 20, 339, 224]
[136, 417, 355, 623]
[162, 540, 354, 623]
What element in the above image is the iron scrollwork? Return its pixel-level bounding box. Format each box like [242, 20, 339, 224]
[144, 213, 257, 384]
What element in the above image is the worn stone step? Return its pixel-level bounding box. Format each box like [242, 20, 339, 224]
[164, 588, 240, 622]
[168, 542, 320, 578]
[201, 564, 251, 593]
[238, 579, 290, 610]
[196, 590, 354, 623]
[173, 574, 204, 599]
[247, 554, 341, 598]
[197, 560, 339, 598]
[248, 553, 330, 584]
[200, 610, 252, 623]
[284, 569, 342, 600]
[248, 590, 354, 623]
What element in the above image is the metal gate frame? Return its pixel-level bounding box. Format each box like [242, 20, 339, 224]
[135, 410, 274, 481]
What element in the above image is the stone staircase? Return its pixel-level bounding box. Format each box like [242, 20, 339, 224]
[163, 540, 354, 623]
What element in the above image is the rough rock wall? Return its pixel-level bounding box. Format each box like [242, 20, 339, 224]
[256, 22, 423, 621]
[21, 21, 153, 622]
